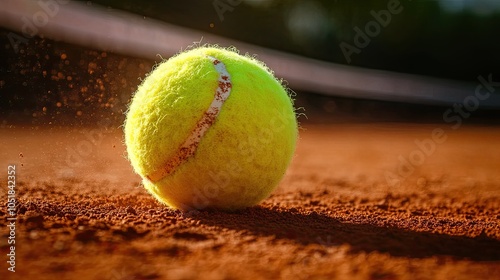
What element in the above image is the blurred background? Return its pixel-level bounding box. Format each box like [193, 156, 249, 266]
[1, 0, 500, 126]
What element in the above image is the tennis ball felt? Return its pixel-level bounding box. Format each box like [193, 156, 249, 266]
[124, 46, 297, 210]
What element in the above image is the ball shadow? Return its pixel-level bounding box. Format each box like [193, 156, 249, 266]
[188, 206, 500, 261]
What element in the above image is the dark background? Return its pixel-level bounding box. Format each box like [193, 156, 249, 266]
[87, 0, 500, 80]
[1, 0, 499, 125]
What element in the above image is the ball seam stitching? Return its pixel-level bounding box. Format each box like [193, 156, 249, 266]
[145, 56, 232, 182]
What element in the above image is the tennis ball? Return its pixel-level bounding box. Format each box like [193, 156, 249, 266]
[124, 46, 297, 210]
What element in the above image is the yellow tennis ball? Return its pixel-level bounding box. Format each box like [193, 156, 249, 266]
[124, 46, 297, 210]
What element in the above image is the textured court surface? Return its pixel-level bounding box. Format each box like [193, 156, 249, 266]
[1, 124, 499, 279]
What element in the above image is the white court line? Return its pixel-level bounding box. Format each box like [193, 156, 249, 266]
[0, 0, 498, 108]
